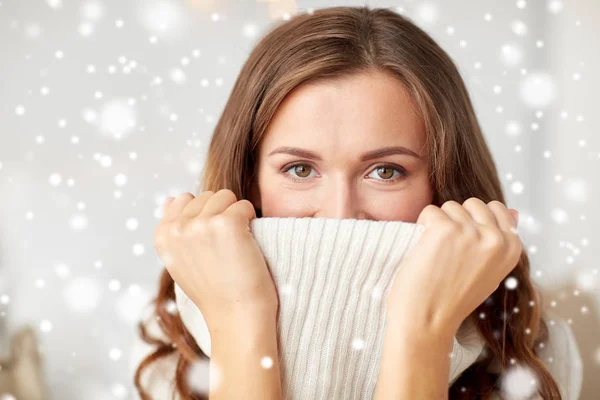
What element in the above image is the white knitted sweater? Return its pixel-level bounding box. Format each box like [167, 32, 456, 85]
[130, 218, 583, 400]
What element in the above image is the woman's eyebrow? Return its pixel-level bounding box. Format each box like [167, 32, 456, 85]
[268, 146, 422, 161]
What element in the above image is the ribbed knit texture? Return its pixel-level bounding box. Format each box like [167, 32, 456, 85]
[175, 217, 486, 399]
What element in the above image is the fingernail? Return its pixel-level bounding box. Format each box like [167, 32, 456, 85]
[163, 197, 174, 210]
[512, 210, 519, 225]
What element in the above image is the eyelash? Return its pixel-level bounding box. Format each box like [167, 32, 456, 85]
[281, 163, 408, 184]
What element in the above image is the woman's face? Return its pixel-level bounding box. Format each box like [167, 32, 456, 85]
[250, 70, 433, 222]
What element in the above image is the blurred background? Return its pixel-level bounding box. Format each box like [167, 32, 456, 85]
[0, 0, 598, 399]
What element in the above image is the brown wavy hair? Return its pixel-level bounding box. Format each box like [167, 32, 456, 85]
[134, 6, 561, 399]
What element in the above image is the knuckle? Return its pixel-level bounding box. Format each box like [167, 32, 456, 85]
[441, 200, 460, 209]
[235, 199, 256, 214]
[177, 192, 195, 202]
[422, 204, 439, 216]
[209, 213, 237, 230]
[217, 188, 237, 200]
[481, 228, 506, 250]
[171, 219, 187, 236]
[187, 218, 209, 236]
[463, 197, 483, 207]
[423, 204, 437, 212]
[236, 199, 254, 209]
[487, 200, 505, 209]
[459, 224, 479, 239]
[436, 220, 460, 236]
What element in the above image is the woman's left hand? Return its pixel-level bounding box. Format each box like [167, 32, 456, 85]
[374, 198, 521, 399]
[385, 198, 522, 338]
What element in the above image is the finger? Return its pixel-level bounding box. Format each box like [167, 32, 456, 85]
[440, 200, 474, 225]
[223, 200, 257, 228]
[488, 202, 519, 233]
[181, 190, 215, 218]
[487, 203, 523, 274]
[416, 204, 452, 227]
[462, 197, 499, 227]
[200, 189, 238, 217]
[163, 196, 175, 214]
[508, 209, 519, 225]
[163, 193, 195, 220]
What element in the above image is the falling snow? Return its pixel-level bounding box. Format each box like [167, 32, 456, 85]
[186, 359, 215, 395]
[500, 43, 523, 66]
[0, 1, 597, 399]
[500, 365, 539, 399]
[63, 277, 101, 313]
[519, 72, 557, 108]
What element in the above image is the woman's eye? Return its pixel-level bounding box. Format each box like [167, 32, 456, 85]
[284, 164, 316, 180]
[367, 165, 406, 182]
[283, 163, 406, 183]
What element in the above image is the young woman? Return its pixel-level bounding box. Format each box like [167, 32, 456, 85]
[134, 6, 581, 400]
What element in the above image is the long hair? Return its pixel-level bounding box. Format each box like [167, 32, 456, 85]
[134, 6, 561, 399]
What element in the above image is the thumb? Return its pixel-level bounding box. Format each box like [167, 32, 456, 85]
[508, 208, 519, 225]
[163, 196, 175, 213]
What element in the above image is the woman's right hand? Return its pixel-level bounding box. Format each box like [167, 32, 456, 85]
[153, 189, 279, 335]
[386, 197, 522, 338]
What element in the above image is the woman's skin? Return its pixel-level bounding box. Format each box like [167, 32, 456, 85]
[155, 70, 521, 399]
[250, 70, 433, 222]
[156, 191, 282, 399]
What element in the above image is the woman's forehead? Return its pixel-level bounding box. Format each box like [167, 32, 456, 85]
[260, 72, 426, 158]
